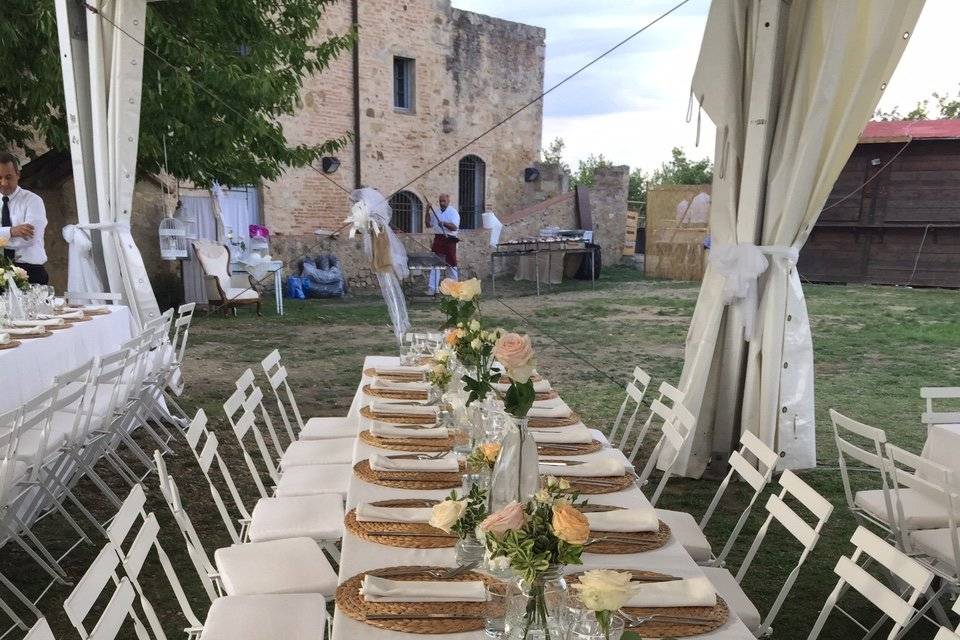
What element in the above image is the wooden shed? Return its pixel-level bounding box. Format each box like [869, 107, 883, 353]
[798, 119, 960, 287]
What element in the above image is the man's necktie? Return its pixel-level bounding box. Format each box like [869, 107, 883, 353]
[1, 196, 15, 260]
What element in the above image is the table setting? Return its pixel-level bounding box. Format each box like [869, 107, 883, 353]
[329, 277, 754, 640]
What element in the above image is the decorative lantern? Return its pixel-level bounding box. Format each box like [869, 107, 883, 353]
[159, 217, 189, 260]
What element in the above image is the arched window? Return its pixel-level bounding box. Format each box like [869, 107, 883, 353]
[458, 155, 486, 230]
[389, 190, 423, 233]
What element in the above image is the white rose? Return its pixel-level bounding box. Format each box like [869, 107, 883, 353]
[469, 319, 480, 332]
[429, 499, 467, 533]
[470, 338, 482, 351]
[573, 570, 634, 612]
[483, 549, 511, 573]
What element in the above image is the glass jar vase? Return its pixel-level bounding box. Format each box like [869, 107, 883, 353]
[489, 417, 539, 511]
[505, 566, 567, 640]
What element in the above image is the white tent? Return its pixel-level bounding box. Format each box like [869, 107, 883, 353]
[675, 0, 925, 477]
[54, 0, 160, 328]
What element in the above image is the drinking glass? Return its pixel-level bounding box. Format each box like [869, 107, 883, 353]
[484, 581, 512, 639]
[567, 611, 625, 640]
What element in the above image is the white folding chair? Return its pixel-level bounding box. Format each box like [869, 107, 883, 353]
[701, 469, 834, 637]
[605, 366, 652, 450]
[885, 444, 958, 633]
[635, 398, 696, 506]
[154, 450, 338, 598]
[921, 387, 960, 429]
[184, 409, 344, 561]
[933, 598, 960, 640]
[23, 618, 54, 640]
[807, 526, 934, 640]
[625, 381, 685, 465]
[261, 349, 356, 440]
[163, 302, 196, 398]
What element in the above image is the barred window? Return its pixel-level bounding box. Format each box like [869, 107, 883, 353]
[389, 191, 423, 233]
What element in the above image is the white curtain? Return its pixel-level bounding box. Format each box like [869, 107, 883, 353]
[62, 224, 106, 299]
[212, 185, 260, 243]
[674, 0, 924, 476]
[180, 195, 220, 305]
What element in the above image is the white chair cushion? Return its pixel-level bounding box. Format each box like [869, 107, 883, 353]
[276, 464, 351, 498]
[300, 417, 357, 440]
[854, 488, 951, 530]
[908, 529, 960, 569]
[701, 567, 762, 634]
[224, 287, 259, 301]
[214, 537, 338, 597]
[281, 438, 355, 467]
[149, 344, 175, 371]
[248, 494, 344, 543]
[655, 509, 713, 563]
[199, 593, 326, 640]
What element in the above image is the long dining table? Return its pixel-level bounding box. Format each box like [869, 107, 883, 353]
[331, 355, 755, 640]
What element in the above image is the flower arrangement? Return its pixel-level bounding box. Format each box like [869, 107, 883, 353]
[438, 277, 481, 328]
[492, 332, 537, 418]
[0, 240, 29, 294]
[427, 348, 454, 391]
[572, 570, 635, 639]
[448, 319, 501, 405]
[466, 442, 502, 473]
[428, 483, 488, 540]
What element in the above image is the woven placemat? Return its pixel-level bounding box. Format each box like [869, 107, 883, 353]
[560, 473, 634, 495]
[345, 501, 456, 549]
[536, 439, 603, 457]
[360, 429, 453, 452]
[363, 384, 430, 401]
[535, 389, 559, 401]
[528, 412, 581, 428]
[61, 316, 92, 322]
[361, 405, 437, 425]
[8, 330, 53, 339]
[336, 566, 503, 634]
[565, 570, 729, 637]
[81, 308, 111, 316]
[46, 323, 72, 331]
[0, 340, 21, 351]
[354, 459, 464, 490]
[363, 367, 427, 381]
[579, 505, 670, 554]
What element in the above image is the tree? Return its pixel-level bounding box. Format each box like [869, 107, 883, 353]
[629, 147, 712, 217]
[541, 137, 570, 176]
[874, 85, 960, 121]
[0, 0, 353, 186]
[570, 154, 614, 188]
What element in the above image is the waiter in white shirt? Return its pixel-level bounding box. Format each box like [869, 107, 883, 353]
[424, 193, 460, 295]
[0, 152, 49, 284]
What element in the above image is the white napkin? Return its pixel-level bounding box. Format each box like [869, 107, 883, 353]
[46, 310, 83, 320]
[370, 454, 459, 473]
[532, 396, 567, 409]
[586, 508, 659, 533]
[492, 379, 551, 393]
[0, 333, 9, 344]
[361, 575, 488, 602]
[82, 305, 108, 313]
[375, 366, 429, 376]
[371, 401, 438, 417]
[10, 318, 63, 327]
[538, 457, 625, 477]
[528, 402, 572, 419]
[3, 326, 43, 336]
[530, 425, 593, 444]
[372, 379, 430, 391]
[355, 503, 434, 523]
[371, 423, 448, 439]
[625, 577, 716, 608]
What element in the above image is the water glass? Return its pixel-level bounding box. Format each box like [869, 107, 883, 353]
[567, 611, 625, 640]
[484, 581, 511, 639]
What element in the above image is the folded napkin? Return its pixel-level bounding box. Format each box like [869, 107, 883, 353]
[82, 305, 108, 313]
[375, 365, 429, 376]
[45, 310, 83, 320]
[369, 453, 459, 473]
[10, 318, 63, 327]
[355, 503, 434, 523]
[538, 457, 625, 477]
[370, 401, 438, 417]
[0, 333, 9, 345]
[372, 379, 430, 391]
[361, 575, 488, 602]
[4, 326, 43, 336]
[492, 379, 551, 393]
[586, 508, 659, 533]
[371, 423, 448, 439]
[530, 425, 593, 444]
[625, 576, 716, 608]
[528, 402, 572, 419]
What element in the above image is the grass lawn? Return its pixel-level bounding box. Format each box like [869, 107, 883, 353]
[7, 265, 957, 639]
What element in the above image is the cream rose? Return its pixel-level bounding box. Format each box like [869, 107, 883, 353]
[551, 503, 590, 545]
[573, 569, 634, 612]
[468, 319, 481, 332]
[444, 328, 464, 347]
[480, 500, 527, 535]
[457, 278, 481, 301]
[480, 442, 502, 463]
[429, 499, 467, 533]
[493, 333, 534, 381]
[439, 278, 460, 297]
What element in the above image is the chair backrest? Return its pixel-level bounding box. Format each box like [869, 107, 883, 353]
[105, 484, 203, 637]
[62, 545, 149, 640]
[23, 618, 55, 640]
[153, 450, 219, 602]
[90, 347, 132, 421]
[225, 374, 284, 492]
[193, 240, 230, 298]
[119, 333, 152, 396]
[171, 302, 196, 365]
[608, 366, 652, 450]
[636, 396, 695, 506]
[626, 381, 682, 463]
[0, 408, 24, 510]
[830, 409, 894, 530]
[920, 387, 960, 427]
[16, 386, 60, 484]
[734, 470, 833, 635]
[885, 443, 959, 571]
[52, 358, 99, 448]
[700, 430, 781, 564]
[261, 349, 307, 443]
[143, 307, 173, 340]
[807, 526, 934, 640]
[185, 409, 253, 543]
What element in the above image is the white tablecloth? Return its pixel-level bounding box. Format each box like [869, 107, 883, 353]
[0, 307, 135, 413]
[331, 356, 754, 640]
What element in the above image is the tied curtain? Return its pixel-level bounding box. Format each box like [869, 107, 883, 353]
[674, 0, 925, 477]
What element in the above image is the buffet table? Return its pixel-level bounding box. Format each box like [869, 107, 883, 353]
[0, 306, 135, 413]
[331, 355, 754, 639]
[491, 240, 596, 297]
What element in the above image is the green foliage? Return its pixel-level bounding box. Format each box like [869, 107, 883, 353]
[629, 147, 713, 217]
[504, 378, 536, 419]
[874, 85, 960, 121]
[446, 485, 489, 540]
[0, 0, 353, 186]
[570, 154, 614, 189]
[541, 137, 571, 176]
[439, 297, 479, 330]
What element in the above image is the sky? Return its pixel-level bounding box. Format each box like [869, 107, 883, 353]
[452, 0, 960, 176]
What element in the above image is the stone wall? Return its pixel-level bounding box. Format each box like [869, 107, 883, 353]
[645, 184, 712, 281]
[262, 0, 546, 237]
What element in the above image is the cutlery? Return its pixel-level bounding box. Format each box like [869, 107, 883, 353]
[444, 560, 481, 577]
[567, 478, 625, 487]
[386, 452, 449, 460]
[586, 535, 652, 545]
[373, 561, 480, 580]
[381, 424, 440, 430]
[539, 459, 586, 466]
[371, 499, 440, 507]
[366, 614, 485, 621]
[618, 611, 716, 626]
[374, 474, 457, 482]
[366, 531, 456, 539]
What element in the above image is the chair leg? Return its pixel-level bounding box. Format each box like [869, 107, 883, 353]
[256, 300, 262, 317]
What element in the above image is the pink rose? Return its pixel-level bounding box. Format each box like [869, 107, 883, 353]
[480, 501, 527, 535]
[493, 333, 533, 371]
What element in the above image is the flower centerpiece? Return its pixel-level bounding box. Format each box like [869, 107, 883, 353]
[572, 570, 633, 639]
[467, 442, 502, 474]
[448, 319, 501, 406]
[438, 277, 482, 328]
[429, 484, 489, 564]
[480, 480, 590, 640]
[0, 239, 29, 294]
[427, 348, 454, 393]
[493, 332, 537, 419]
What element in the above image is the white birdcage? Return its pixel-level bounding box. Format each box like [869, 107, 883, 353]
[159, 217, 189, 260]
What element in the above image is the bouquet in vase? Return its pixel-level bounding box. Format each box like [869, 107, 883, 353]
[0, 240, 29, 294]
[446, 320, 501, 406]
[438, 277, 481, 328]
[492, 332, 537, 419]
